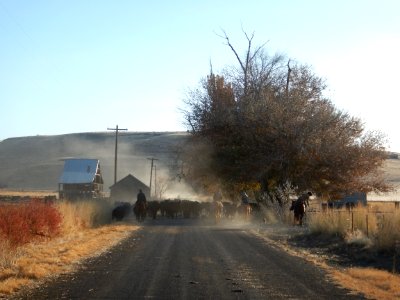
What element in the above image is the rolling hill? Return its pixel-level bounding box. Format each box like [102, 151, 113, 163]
[0, 132, 189, 192]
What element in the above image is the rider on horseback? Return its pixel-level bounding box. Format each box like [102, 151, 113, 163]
[136, 189, 147, 206]
[290, 192, 312, 226]
[134, 189, 147, 222]
[240, 191, 252, 220]
[297, 191, 312, 207]
[241, 191, 249, 205]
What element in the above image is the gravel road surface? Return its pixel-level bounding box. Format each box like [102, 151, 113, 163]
[14, 219, 364, 299]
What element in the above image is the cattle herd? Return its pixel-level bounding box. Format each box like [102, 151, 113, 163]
[112, 199, 259, 222]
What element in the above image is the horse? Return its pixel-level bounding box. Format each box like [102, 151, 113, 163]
[290, 199, 306, 226]
[133, 201, 147, 222]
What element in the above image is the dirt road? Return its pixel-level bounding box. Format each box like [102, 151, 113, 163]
[14, 219, 364, 299]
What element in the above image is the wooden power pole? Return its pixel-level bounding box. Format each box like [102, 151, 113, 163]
[107, 125, 127, 184]
[147, 157, 158, 198]
[154, 164, 157, 200]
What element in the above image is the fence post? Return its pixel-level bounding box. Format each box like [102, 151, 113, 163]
[393, 240, 400, 274]
[351, 211, 354, 233]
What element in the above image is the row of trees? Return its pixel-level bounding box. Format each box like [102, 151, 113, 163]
[180, 31, 389, 204]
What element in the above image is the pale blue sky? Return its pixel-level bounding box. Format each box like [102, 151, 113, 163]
[1, 1, 399, 150]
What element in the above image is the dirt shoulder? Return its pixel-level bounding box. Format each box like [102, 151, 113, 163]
[253, 224, 400, 300]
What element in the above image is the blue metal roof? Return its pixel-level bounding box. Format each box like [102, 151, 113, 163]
[59, 159, 99, 184]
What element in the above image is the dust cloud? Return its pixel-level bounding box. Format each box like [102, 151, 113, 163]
[58, 132, 182, 191]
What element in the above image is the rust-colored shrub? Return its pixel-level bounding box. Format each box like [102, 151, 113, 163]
[0, 199, 62, 247]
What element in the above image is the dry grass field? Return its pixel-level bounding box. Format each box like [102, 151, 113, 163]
[0, 189, 57, 198]
[330, 267, 400, 300]
[0, 188, 58, 201]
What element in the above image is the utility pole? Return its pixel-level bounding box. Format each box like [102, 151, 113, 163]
[154, 164, 157, 200]
[107, 125, 127, 184]
[147, 157, 158, 198]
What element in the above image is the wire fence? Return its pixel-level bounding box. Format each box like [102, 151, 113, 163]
[303, 202, 400, 254]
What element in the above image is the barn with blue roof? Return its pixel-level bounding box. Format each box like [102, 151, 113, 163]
[58, 158, 104, 200]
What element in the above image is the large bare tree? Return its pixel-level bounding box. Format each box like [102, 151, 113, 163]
[182, 31, 389, 202]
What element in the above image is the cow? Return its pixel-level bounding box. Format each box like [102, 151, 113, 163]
[222, 201, 237, 219]
[112, 202, 132, 221]
[147, 201, 160, 219]
[160, 199, 182, 218]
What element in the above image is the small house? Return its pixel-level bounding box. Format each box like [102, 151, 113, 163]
[58, 158, 104, 200]
[109, 174, 150, 203]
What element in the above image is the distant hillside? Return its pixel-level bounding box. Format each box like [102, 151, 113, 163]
[1, 132, 400, 195]
[383, 157, 400, 184]
[0, 132, 189, 191]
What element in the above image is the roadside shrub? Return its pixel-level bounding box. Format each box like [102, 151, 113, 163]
[0, 199, 62, 247]
[262, 201, 292, 224]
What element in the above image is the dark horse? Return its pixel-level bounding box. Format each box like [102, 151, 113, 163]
[290, 200, 306, 226]
[133, 201, 147, 222]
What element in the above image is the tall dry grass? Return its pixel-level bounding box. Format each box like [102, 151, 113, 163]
[56, 198, 113, 234]
[307, 209, 349, 236]
[307, 204, 400, 251]
[375, 210, 400, 250]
